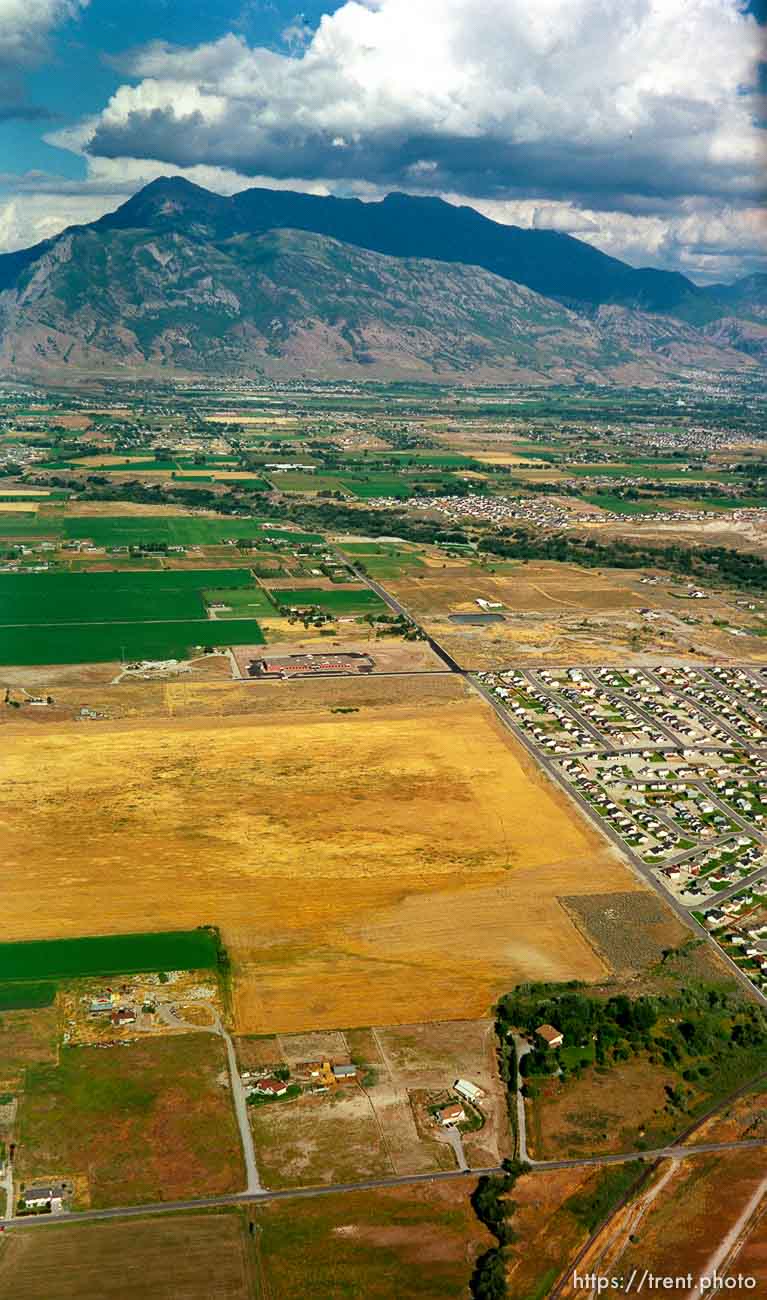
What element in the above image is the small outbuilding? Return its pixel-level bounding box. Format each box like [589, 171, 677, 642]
[454, 1078, 483, 1103]
[332, 1064, 357, 1080]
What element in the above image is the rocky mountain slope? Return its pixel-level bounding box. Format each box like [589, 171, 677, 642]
[0, 179, 762, 384]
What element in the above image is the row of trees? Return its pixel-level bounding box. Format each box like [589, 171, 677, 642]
[478, 529, 767, 589]
[470, 1160, 529, 1300]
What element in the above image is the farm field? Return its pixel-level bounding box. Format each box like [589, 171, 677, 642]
[0, 567, 269, 664]
[204, 584, 277, 617]
[0, 514, 322, 547]
[15, 1034, 244, 1208]
[0, 679, 654, 1033]
[0, 929, 218, 983]
[269, 585, 387, 613]
[252, 1180, 494, 1299]
[0, 1212, 252, 1300]
[0, 616, 265, 664]
[0, 569, 253, 625]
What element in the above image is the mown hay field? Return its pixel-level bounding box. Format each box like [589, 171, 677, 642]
[0, 681, 649, 1033]
[0, 1212, 252, 1300]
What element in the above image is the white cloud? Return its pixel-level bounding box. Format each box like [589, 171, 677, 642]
[0, 0, 88, 66]
[75, 0, 762, 204]
[4, 0, 765, 279]
[465, 196, 767, 282]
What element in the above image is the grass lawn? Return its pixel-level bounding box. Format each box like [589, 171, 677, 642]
[17, 1036, 244, 1208]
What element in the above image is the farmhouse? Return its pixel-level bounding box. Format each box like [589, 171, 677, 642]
[21, 1180, 71, 1209]
[110, 1007, 137, 1026]
[438, 1102, 466, 1126]
[253, 1076, 288, 1097]
[536, 1024, 564, 1049]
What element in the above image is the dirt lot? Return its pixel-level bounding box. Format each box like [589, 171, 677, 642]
[253, 1179, 493, 1299]
[387, 562, 648, 622]
[240, 1017, 508, 1178]
[15, 1034, 244, 1208]
[387, 561, 767, 666]
[373, 1019, 511, 1170]
[0, 1212, 251, 1300]
[0, 681, 651, 1034]
[232, 634, 445, 677]
[250, 1085, 394, 1188]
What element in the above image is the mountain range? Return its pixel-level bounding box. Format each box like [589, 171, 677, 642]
[0, 177, 764, 384]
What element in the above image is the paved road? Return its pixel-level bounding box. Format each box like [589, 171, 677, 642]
[3, 1138, 765, 1234]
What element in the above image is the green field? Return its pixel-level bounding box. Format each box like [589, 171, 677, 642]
[0, 930, 219, 983]
[203, 585, 277, 617]
[0, 569, 253, 626]
[0, 616, 264, 664]
[0, 515, 323, 547]
[356, 552, 426, 579]
[339, 475, 414, 499]
[269, 472, 343, 493]
[0, 983, 57, 1011]
[584, 494, 660, 515]
[271, 586, 386, 613]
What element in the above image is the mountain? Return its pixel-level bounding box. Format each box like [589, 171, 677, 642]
[0, 178, 761, 383]
[96, 177, 706, 316]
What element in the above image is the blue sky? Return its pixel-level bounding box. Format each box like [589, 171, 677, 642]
[1, 1, 765, 282]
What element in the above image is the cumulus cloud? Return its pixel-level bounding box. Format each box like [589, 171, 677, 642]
[75, 0, 763, 207]
[0, 0, 89, 119]
[8, 0, 767, 278]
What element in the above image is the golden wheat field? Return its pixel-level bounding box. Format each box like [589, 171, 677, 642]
[1, 679, 648, 1032]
